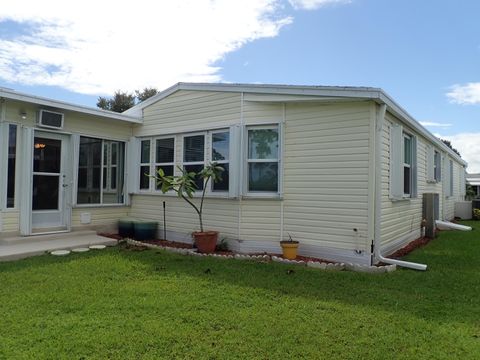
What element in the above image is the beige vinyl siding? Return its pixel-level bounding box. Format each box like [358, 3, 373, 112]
[4, 99, 132, 140]
[135, 90, 241, 136]
[243, 101, 283, 125]
[283, 102, 372, 261]
[71, 207, 129, 230]
[1, 99, 133, 235]
[443, 157, 464, 220]
[380, 113, 464, 253]
[129, 195, 238, 240]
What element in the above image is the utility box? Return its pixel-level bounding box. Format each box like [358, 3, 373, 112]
[454, 201, 472, 220]
[423, 193, 439, 238]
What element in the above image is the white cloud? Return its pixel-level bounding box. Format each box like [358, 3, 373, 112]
[419, 121, 452, 128]
[288, 0, 351, 10]
[0, 1, 294, 95]
[442, 133, 480, 172]
[447, 82, 480, 105]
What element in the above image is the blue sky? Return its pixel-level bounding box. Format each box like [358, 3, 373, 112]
[1, 0, 480, 169]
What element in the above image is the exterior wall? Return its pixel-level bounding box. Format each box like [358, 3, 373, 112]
[71, 207, 130, 232]
[380, 112, 465, 255]
[0, 99, 133, 235]
[130, 90, 373, 264]
[136, 90, 241, 136]
[283, 102, 372, 264]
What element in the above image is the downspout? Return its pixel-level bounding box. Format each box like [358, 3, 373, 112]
[374, 103, 427, 271]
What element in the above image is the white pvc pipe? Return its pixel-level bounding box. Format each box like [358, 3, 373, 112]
[374, 103, 427, 271]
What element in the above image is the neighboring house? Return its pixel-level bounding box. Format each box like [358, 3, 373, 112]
[0, 83, 467, 266]
[467, 173, 480, 197]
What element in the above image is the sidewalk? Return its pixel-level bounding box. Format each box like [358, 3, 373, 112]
[0, 231, 117, 261]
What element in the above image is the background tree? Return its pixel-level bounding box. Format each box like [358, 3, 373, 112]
[96, 91, 136, 112]
[97, 87, 158, 112]
[440, 139, 461, 157]
[135, 87, 158, 102]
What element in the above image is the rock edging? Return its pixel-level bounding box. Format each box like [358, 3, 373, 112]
[126, 239, 396, 273]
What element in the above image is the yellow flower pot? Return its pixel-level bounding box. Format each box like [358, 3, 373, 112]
[280, 241, 299, 260]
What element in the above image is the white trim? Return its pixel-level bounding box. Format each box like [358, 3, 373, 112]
[19, 126, 34, 235]
[124, 82, 465, 166]
[0, 88, 141, 123]
[37, 109, 64, 130]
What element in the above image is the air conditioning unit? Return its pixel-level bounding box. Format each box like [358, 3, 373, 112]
[37, 109, 64, 129]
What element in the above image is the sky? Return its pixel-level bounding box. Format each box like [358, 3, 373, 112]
[1, 0, 480, 170]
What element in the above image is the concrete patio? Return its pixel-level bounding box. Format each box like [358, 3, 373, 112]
[0, 231, 117, 261]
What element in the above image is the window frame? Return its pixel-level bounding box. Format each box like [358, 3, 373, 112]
[75, 136, 126, 206]
[210, 130, 230, 193]
[138, 136, 176, 193]
[6, 124, 18, 209]
[403, 133, 413, 197]
[245, 124, 280, 196]
[433, 150, 441, 182]
[139, 139, 152, 191]
[181, 132, 207, 191]
[154, 136, 176, 191]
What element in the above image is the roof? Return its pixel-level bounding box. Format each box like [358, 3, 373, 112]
[124, 82, 467, 166]
[467, 173, 480, 186]
[0, 87, 142, 124]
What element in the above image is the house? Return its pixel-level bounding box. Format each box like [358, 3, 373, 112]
[0, 83, 467, 267]
[466, 173, 480, 197]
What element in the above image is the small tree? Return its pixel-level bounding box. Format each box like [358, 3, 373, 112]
[151, 163, 224, 232]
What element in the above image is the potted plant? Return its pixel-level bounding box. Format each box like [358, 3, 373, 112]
[152, 163, 224, 253]
[280, 233, 299, 260]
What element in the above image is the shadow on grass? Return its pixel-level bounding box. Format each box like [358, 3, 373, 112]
[111, 227, 480, 327]
[1, 223, 479, 329]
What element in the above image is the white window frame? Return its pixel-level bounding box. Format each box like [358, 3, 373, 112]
[181, 132, 207, 191]
[210, 130, 230, 193]
[245, 124, 280, 196]
[103, 141, 118, 193]
[154, 136, 176, 191]
[138, 136, 176, 192]
[434, 150, 441, 182]
[139, 139, 152, 191]
[76, 136, 126, 206]
[403, 133, 412, 197]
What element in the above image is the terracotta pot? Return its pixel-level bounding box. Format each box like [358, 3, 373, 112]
[280, 241, 299, 260]
[193, 231, 219, 253]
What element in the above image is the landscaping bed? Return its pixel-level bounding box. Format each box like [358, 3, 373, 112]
[1, 222, 479, 359]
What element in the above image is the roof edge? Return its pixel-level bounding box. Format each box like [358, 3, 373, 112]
[124, 82, 466, 166]
[0, 88, 142, 123]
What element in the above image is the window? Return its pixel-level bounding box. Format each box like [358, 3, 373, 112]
[390, 124, 417, 200]
[6, 124, 17, 208]
[247, 127, 279, 193]
[434, 150, 441, 182]
[183, 134, 205, 190]
[77, 136, 125, 204]
[211, 131, 229, 191]
[449, 160, 454, 197]
[103, 142, 118, 191]
[139, 140, 151, 190]
[403, 134, 412, 196]
[155, 138, 175, 189]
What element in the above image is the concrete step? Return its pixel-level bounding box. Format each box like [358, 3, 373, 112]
[0, 230, 97, 245]
[0, 232, 117, 262]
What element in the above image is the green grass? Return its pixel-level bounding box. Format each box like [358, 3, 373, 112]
[1, 223, 479, 359]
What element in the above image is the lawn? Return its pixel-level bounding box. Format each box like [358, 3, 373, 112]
[0, 223, 479, 359]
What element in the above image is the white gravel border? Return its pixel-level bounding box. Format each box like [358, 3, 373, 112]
[126, 238, 396, 273]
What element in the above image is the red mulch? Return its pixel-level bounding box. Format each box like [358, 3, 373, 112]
[98, 233, 123, 240]
[389, 236, 433, 259]
[145, 239, 193, 249]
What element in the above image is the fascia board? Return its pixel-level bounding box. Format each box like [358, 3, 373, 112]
[0, 89, 142, 124]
